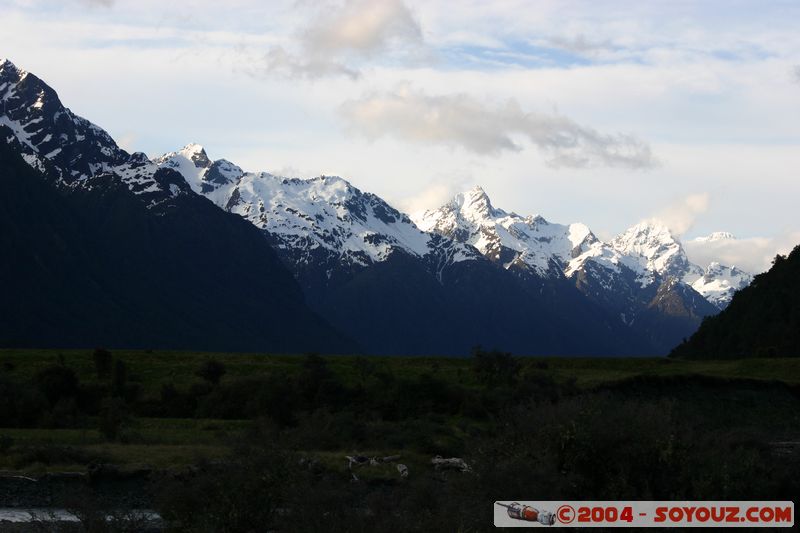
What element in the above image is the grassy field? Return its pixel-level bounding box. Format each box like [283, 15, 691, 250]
[3, 348, 799, 394]
[2, 348, 799, 530]
[1, 349, 799, 476]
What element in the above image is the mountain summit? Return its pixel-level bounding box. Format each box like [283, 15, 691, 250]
[416, 188, 752, 352]
[155, 148, 645, 355]
[1, 59, 756, 356]
[1, 59, 354, 353]
[414, 188, 596, 277]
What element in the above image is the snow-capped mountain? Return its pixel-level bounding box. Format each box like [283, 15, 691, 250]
[1, 58, 353, 353]
[417, 189, 751, 310]
[687, 262, 752, 309]
[0, 58, 190, 208]
[682, 232, 754, 308]
[154, 146, 651, 356]
[692, 231, 736, 243]
[606, 224, 750, 308]
[416, 188, 753, 352]
[155, 144, 479, 286]
[414, 186, 597, 278]
[609, 221, 702, 282]
[1, 58, 754, 356]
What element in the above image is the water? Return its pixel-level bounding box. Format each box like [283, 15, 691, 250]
[0, 508, 160, 523]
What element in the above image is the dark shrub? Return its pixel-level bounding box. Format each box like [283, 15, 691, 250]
[0, 376, 47, 427]
[35, 364, 79, 407]
[156, 443, 292, 533]
[111, 360, 127, 397]
[196, 375, 300, 426]
[99, 397, 129, 441]
[92, 348, 113, 379]
[196, 359, 227, 386]
[472, 347, 520, 387]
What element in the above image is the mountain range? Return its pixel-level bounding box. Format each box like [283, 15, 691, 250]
[1, 59, 753, 355]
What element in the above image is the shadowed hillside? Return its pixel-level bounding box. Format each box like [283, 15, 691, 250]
[671, 245, 800, 359]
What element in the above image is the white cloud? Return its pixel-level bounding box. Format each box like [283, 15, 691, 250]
[395, 172, 474, 215]
[303, 0, 422, 56]
[793, 64, 800, 83]
[115, 132, 138, 152]
[685, 232, 800, 274]
[79, 0, 114, 7]
[650, 193, 709, 236]
[256, 0, 424, 79]
[257, 45, 360, 80]
[340, 85, 656, 168]
[2, 0, 797, 248]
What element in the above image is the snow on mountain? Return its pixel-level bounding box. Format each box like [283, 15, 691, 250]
[5, 50, 748, 313]
[413, 186, 597, 277]
[693, 231, 736, 242]
[0, 59, 188, 206]
[610, 221, 703, 281]
[688, 262, 752, 309]
[419, 188, 752, 309]
[154, 145, 479, 271]
[565, 241, 653, 288]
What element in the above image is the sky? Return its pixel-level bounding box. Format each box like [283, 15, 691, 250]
[1, 0, 799, 272]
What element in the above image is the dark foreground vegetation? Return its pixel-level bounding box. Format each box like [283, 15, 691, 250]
[1, 348, 799, 531]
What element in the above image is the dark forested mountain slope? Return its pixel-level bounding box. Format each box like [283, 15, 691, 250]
[156, 146, 648, 356]
[0, 59, 354, 353]
[671, 245, 800, 358]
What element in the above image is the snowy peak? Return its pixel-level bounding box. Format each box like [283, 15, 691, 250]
[611, 220, 704, 283]
[154, 152, 478, 271]
[1, 58, 127, 179]
[0, 58, 23, 80]
[1, 59, 187, 206]
[420, 188, 752, 309]
[693, 231, 736, 242]
[612, 221, 680, 265]
[690, 261, 752, 309]
[415, 187, 599, 276]
[154, 145, 243, 200]
[180, 143, 212, 168]
[452, 185, 498, 221]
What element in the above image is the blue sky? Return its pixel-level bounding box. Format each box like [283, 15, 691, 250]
[2, 0, 799, 271]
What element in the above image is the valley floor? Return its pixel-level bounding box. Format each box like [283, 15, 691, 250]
[1, 349, 798, 531]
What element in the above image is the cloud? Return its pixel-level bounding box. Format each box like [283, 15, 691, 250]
[793, 64, 800, 83]
[256, 0, 424, 79]
[115, 132, 138, 152]
[650, 193, 709, 236]
[545, 34, 615, 56]
[257, 46, 360, 80]
[684, 231, 800, 273]
[395, 172, 473, 215]
[302, 0, 422, 57]
[79, 0, 114, 7]
[340, 85, 656, 168]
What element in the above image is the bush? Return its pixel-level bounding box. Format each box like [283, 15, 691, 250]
[111, 360, 127, 397]
[0, 376, 47, 427]
[35, 364, 79, 407]
[99, 397, 129, 441]
[196, 375, 300, 426]
[156, 443, 292, 533]
[93, 348, 113, 379]
[196, 359, 227, 386]
[472, 347, 520, 387]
